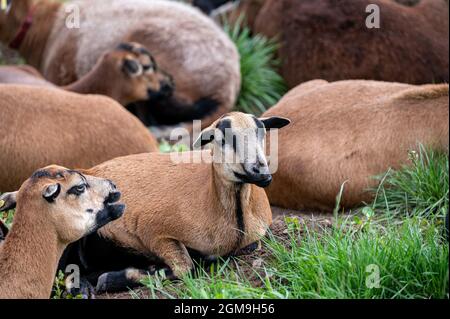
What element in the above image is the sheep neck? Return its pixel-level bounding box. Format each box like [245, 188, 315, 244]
[211, 165, 251, 249]
[0, 204, 64, 298]
[17, 2, 61, 70]
[63, 60, 111, 97]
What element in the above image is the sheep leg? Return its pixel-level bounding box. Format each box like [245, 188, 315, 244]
[95, 240, 193, 294]
[152, 238, 194, 279]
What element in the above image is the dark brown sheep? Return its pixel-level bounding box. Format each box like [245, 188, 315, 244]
[230, 0, 449, 87]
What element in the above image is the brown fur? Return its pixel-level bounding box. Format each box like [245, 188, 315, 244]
[0, 85, 158, 192]
[0, 0, 241, 126]
[230, 0, 449, 87]
[0, 42, 173, 106]
[264, 80, 449, 211]
[0, 165, 124, 299]
[82, 112, 286, 279]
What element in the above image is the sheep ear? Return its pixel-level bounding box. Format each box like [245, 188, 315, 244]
[0, 191, 17, 212]
[122, 58, 142, 77]
[260, 116, 291, 130]
[193, 128, 216, 149]
[43, 183, 61, 203]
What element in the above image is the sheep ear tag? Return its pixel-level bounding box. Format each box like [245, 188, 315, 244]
[0, 200, 5, 208]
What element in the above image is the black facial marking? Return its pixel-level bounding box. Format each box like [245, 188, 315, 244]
[217, 119, 237, 151]
[116, 43, 135, 53]
[67, 184, 87, 196]
[253, 117, 265, 130]
[31, 170, 52, 180]
[217, 118, 231, 134]
[31, 169, 67, 182]
[86, 209, 94, 214]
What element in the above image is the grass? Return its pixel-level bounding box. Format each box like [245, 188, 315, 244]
[141, 215, 448, 299]
[0, 209, 14, 229]
[224, 18, 287, 115]
[371, 145, 448, 218]
[141, 147, 449, 299]
[265, 217, 448, 299]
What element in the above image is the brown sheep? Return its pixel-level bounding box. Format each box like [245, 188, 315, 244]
[58, 112, 290, 293]
[0, 85, 158, 192]
[229, 0, 449, 87]
[0, 42, 174, 107]
[0, 165, 125, 299]
[264, 80, 449, 211]
[0, 0, 241, 128]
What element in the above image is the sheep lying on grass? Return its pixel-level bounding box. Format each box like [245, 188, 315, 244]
[59, 112, 290, 294]
[0, 165, 125, 299]
[264, 80, 449, 211]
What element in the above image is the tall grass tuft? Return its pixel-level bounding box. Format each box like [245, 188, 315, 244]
[224, 18, 287, 115]
[371, 145, 449, 218]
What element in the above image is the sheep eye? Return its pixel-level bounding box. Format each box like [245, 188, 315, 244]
[68, 184, 87, 196]
[143, 65, 154, 72]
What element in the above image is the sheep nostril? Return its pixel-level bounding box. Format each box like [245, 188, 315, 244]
[105, 191, 121, 204]
[252, 165, 260, 174]
[161, 82, 173, 94]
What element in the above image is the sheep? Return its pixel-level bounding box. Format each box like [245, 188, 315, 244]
[263, 80, 449, 211]
[58, 112, 290, 293]
[0, 0, 241, 128]
[0, 84, 159, 192]
[0, 42, 174, 107]
[0, 165, 125, 299]
[228, 0, 449, 87]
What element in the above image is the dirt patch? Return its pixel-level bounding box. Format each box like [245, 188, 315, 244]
[96, 206, 335, 299]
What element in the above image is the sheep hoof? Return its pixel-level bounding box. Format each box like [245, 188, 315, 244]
[66, 277, 96, 299]
[95, 268, 148, 294]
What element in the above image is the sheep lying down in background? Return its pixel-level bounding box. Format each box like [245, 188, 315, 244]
[264, 80, 449, 211]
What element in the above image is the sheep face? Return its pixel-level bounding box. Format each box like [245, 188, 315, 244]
[194, 112, 290, 187]
[107, 42, 174, 105]
[0, 165, 125, 244]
